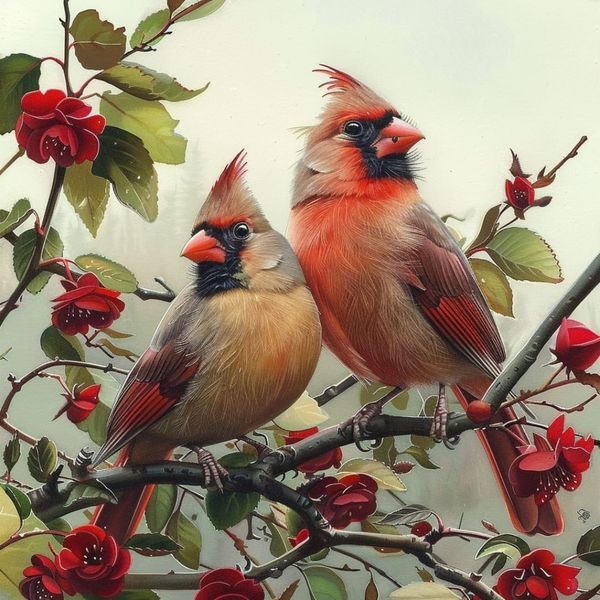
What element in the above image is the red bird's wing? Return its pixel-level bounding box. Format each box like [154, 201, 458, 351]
[93, 340, 199, 466]
[404, 206, 505, 378]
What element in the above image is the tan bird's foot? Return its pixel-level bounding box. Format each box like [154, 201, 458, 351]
[188, 446, 228, 492]
[238, 434, 271, 459]
[430, 384, 449, 441]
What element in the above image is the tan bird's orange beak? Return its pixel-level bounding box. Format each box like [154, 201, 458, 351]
[373, 117, 424, 158]
[181, 230, 226, 263]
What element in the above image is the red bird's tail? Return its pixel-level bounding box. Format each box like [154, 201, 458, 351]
[451, 384, 563, 536]
[91, 445, 173, 544]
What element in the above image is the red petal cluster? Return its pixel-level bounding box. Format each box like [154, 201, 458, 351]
[283, 427, 343, 474]
[16, 89, 105, 167]
[20, 554, 74, 600]
[496, 549, 579, 600]
[505, 176, 535, 210]
[288, 527, 310, 548]
[62, 384, 101, 424]
[51, 273, 125, 336]
[307, 474, 378, 529]
[410, 521, 433, 537]
[55, 525, 131, 597]
[195, 568, 264, 600]
[509, 414, 594, 505]
[551, 318, 600, 373]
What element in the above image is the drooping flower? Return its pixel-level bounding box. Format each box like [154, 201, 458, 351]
[15, 89, 105, 167]
[195, 568, 264, 600]
[51, 273, 125, 336]
[55, 524, 131, 598]
[505, 176, 535, 210]
[283, 427, 343, 474]
[20, 554, 74, 600]
[496, 548, 579, 600]
[307, 474, 378, 529]
[54, 383, 101, 424]
[551, 318, 600, 373]
[509, 414, 594, 505]
[410, 521, 433, 537]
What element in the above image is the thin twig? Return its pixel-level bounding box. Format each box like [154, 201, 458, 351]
[0, 147, 24, 178]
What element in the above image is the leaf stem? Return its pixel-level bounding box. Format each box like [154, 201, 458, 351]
[544, 136, 588, 181]
[61, 0, 74, 95]
[0, 529, 66, 553]
[0, 148, 25, 178]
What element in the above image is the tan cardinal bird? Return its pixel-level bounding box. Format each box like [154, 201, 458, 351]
[91, 152, 321, 543]
[288, 66, 563, 535]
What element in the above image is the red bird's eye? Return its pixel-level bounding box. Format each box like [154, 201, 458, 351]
[232, 221, 251, 239]
[343, 120, 364, 136]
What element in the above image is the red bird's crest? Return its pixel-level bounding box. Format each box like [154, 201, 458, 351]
[314, 64, 365, 95]
[210, 149, 248, 197]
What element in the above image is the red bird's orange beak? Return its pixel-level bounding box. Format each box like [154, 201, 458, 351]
[373, 117, 424, 158]
[181, 230, 226, 263]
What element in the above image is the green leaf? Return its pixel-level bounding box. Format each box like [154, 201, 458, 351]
[168, 0, 186, 11]
[69, 9, 126, 70]
[75, 254, 138, 292]
[272, 391, 328, 430]
[129, 9, 170, 49]
[27, 437, 57, 483]
[491, 554, 508, 576]
[304, 566, 348, 600]
[469, 258, 514, 317]
[377, 504, 433, 526]
[40, 326, 83, 361]
[65, 365, 95, 390]
[264, 519, 288, 558]
[218, 452, 255, 468]
[98, 61, 208, 102]
[337, 458, 406, 491]
[145, 484, 177, 533]
[177, 0, 226, 21]
[76, 400, 110, 446]
[205, 489, 260, 530]
[0, 199, 32, 238]
[100, 92, 187, 164]
[92, 126, 158, 221]
[360, 383, 393, 407]
[63, 161, 110, 237]
[577, 526, 600, 566]
[487, 227, 562, 283]
[0, 485, 21, 543]
[389, 583, 460, 600]
[2, 435, 20, 473]
[124, 532, 182, 557]
[410, 434, 436, 451]
[467, 204, 502, 253]
[0, 484, 31, 522]
[65, 482, 116, 509]
[165, 510, 201, 569]
[44, 517, 71, 534]
[476, 533, 531, 560]
[372, 436, 398, 467]
[0, 54, 42, 134]
[391, 390, 410, 411]
[13, 227, 63, 293]
[402, 446, 439, 470]
[101, 327, 132, 339]
[97, 339, 138, 358]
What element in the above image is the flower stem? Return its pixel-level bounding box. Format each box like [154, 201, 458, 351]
[0, 147, 24, 178]
[61, 0, 74, 95]
[0, 529, 66, 553]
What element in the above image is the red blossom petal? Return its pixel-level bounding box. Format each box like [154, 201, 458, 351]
[74, 296, 112, 312]
[518, 549, 556, 571]
[57, 97, 92, 120]
[77, 384, 101, 401]
[200, 568, 245, 588]
[21, 89, 66, 116]
[525, 575, 550, 599]
[74, 128, 101, 163]
[546, 563, 580, 595]
[232, 579, 265, 600]
[546, 415, 565, 448]
[25, 127, 51, 163]
[517, 449, 558, 472]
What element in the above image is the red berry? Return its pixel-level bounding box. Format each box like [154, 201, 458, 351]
[411, 521, 433, 537]
[393, 461, 414, 474]
[466, 400, 492, 423]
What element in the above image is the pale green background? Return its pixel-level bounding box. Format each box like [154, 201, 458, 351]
[1, 1, 600, 598]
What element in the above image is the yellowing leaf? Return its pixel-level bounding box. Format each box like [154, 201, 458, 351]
[272, 391, 328, 431]
[337, 458, 406, 492]
[0, 486, 21, 543]
[100, 92, 187, 165]
[389, 583, 460, 599]
[130, 9, 170, 49]
[470, 258, 514, 317]
[75, 254, 138, 292]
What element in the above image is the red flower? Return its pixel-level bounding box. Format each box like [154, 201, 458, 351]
[496, 549, 579, 600]
[284, 427, 343, 474]
[505, 176, 535, 210]
[551, 318, 600, 373]
[55, 525, 131, 598]
[16, 89, 105, 167]
[20, 554, 74, 600]
[51, 273, 125, 336]
[195, 568, 264, 600]
[307, 474, 378, 529]
[410, 521, 433, 537]
[289, 528, 310, 548]
[55, 384, 101, 424]
[509, 415, 594, 505]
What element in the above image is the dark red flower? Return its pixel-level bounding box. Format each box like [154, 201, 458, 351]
[284, 427, 343, 474]
[505, 176, 535, 210]
[195, 568, 264, 600]
[55, 384, 101, 424]
[509, 414, 594, 505]
[410, 521, 433, 537]
[15, 89, 105, 167]
[51, 273, 125, 336]
[307, 474, 378, 529]
[288, 528, 310, 548]
[55, 524, 131, 598]
[496, 549, 579, 600]
[551, 318, 600, 373]
[20, 554, 74, 600]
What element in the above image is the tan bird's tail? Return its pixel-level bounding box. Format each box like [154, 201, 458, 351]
[452, 384, 563, 536]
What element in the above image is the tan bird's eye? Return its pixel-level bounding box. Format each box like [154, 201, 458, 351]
[232, 221, 251, 240]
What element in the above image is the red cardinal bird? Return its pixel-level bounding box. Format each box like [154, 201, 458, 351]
[91, 152, 321, 543]
[288, 66, 563, 535]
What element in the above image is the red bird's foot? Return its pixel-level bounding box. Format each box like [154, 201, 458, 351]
[430, 384, 449, 441]
[188, 446, 228, 492]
